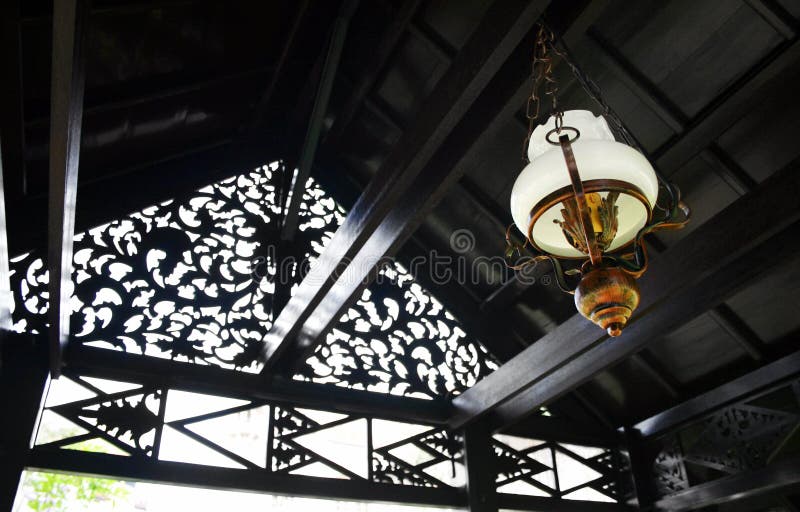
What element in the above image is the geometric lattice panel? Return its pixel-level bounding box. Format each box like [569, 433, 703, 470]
[35, 373, 466, 490]
[650, 377, 800, 498]
[492, 434, 628, 503]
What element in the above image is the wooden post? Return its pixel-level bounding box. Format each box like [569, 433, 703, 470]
[47, 0, 88, 376]
[464, 421, 498, 512]
[0, 333, 49, 512]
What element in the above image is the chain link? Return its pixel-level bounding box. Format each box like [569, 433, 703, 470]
[523, 25, 562, 162]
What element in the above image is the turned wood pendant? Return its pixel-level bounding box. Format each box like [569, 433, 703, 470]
[574, 265, 640, 337]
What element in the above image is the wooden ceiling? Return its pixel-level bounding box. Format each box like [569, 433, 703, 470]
[2, 0, 800, 508]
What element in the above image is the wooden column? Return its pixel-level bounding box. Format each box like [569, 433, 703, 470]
[47, 0, 88, 375]
[0, 333, 49, 512]
[464, 421, 498, 512]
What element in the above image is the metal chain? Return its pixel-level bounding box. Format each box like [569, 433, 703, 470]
[523, 25, 563, 162]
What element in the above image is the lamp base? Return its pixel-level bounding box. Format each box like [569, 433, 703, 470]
[574, 265, 640, 337]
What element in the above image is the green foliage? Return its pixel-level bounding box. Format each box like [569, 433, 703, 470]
[24, 471, 128, 512]
[23, 458, 130, 512]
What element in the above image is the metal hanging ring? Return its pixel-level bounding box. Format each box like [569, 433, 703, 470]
[546, 126, 579, 145]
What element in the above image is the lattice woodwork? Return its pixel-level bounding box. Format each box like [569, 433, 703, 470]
[650, 378, 800, 498]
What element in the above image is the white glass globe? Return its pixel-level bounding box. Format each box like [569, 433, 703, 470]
[510, 110, 659, 258]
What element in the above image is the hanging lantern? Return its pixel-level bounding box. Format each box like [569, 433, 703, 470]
[506, 27, 690, 337]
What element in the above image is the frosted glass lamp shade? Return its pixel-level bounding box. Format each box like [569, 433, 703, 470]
[510, 110, 659, 258]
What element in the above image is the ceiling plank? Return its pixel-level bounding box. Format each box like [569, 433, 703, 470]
[322, 0, 422, 151]
[653, 37, 800, 174]
[449, 161, 800, 430]
[47, 0, 88, 375]
[633, 349, 800, 438]
[707, 303, 766, 362]
[651, 454, 800, 511]
[260, 0, 553, 372]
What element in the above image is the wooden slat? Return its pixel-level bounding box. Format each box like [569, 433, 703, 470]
[260, 0, 552, 371]
[651, 455, 800, 511]
[633, 349, 800, 438]
[450, 162, 800, 430]
[47, 0, 88, 375]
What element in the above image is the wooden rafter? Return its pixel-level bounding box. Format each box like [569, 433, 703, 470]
[260, 0, 553, 373]
[47, 0, 88, 375]
[633, 349, 800, 438]
[280, 0, 359, 241]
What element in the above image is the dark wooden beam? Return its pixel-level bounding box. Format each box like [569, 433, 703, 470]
[503, 415, 624, 448]
[260, 0, 552, 372]
[322, 0, 422, 150]
[496, 493, 633, 512]
[0, 138, 11, 330]
[633, 349, 800, 438]
[651, 454, 800, 511]
[699, 145, 758, 196]
[27, 449, 463, 508]
[47, 0, 88, 376]
[65, 344, 613, 449]
[66, 344, 451, 426]
[745, 0, 798, 39]
[281, 0, 359, 240]
[449, 162, 800, 430]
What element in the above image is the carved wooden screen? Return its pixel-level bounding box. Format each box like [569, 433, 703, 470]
[9, 161, 499, 397]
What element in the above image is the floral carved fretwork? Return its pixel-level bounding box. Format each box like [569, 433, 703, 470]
[10, 161, 499, 396]
[297, 264, 499, 399]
